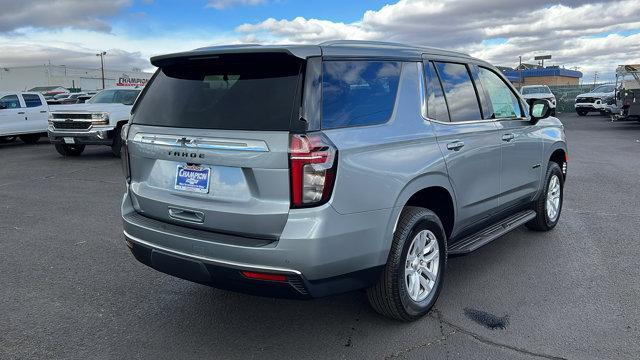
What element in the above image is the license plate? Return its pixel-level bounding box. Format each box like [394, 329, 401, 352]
[175, 164, 211, 194]
[63, 137, 75, 144]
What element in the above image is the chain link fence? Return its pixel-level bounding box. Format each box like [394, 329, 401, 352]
[546, 83, 615, 113]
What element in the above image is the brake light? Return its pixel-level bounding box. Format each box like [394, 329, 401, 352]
[289, 133, 337, 208]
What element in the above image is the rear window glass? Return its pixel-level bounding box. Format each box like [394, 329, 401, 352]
[434, 62, 482, 122]
[133, 54, 302, 131]
[425, 62, 449, 122]
[22, 94, 42, 107]
[322, 61, 401, 129]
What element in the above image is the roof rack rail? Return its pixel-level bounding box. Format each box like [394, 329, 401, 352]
[319, 40, 471, 58]
[320, 40, 411, 48]
[193, 44, 263, 51]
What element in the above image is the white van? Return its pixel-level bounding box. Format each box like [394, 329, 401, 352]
[0, 92, 49, 144]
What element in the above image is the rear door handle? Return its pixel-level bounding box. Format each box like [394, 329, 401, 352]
[446, 140, 465, 151]
[502, 133, 515, 142]
[17, 111, 25, 114]
[40, 110, 47, 113]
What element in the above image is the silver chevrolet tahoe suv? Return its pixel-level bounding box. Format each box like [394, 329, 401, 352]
[120, 41, 567, 321]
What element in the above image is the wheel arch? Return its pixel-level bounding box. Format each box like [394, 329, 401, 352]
[549, 148, 566, 168]
[390, 173, 457, 242]
[533, 142, 567, 201]
[546, 141, 567, 177]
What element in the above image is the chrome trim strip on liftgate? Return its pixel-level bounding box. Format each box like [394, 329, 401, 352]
[132, 133, 270, 152]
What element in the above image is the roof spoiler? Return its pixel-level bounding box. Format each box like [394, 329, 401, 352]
[150, 45, 322, 67]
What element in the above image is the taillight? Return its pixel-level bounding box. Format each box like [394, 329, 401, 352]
[289, 133, 337, 208]
[120, 124, 131, 184]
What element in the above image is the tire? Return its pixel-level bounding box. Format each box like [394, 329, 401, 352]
[367, 206, 447, 321]
[550, 108, 556, 116]
[19, 134, 41, 144]
[526, 162, 564, 231]
[599, 110, 608, 116]
[0, 136, 16, 144]
[54, 143, 85, 157]
[111, 126, 122, 158]
[576, 110, 587, 116]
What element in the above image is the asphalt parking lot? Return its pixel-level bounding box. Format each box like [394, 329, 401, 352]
[1, 113, 639, 359]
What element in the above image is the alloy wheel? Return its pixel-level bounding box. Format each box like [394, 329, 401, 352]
[404, 229, 440, 302]
[546, 174, 561, 221]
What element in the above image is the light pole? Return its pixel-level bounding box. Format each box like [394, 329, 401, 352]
[519, 55, 522, 87]
[96, 51, 106, 90]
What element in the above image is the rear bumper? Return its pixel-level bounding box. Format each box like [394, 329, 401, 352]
[47, 125, 115, 145]
[126, 239, 383, 299]
[121, 191, 393, 298]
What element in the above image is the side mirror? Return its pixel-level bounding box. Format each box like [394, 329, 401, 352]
[529, 99, 551, 123]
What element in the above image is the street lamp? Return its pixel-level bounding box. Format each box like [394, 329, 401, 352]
[96, 51, 106, 90]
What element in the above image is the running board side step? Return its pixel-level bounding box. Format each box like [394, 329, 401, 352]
[448, 210, 536, 256]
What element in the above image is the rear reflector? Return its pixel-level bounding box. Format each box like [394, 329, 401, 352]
[241, 271, 287, 282]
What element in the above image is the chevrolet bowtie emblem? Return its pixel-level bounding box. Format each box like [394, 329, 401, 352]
[178, 137, 191, 147]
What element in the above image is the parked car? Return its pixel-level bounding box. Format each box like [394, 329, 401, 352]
[42, 91, 67, 101]
[47, 88, 141, 157]
[120, 41, 567, 321]
[57, 93, 88, 105]
[575, 84, 616, 116]
[46, 93, 71, 105]
[520, 85, 556, 115]
[76, 94, 94, 103]
[0, 91, 49, 144]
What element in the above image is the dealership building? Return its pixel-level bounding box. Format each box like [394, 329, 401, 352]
[0, 64, 153, 92]
[500, 65, 583, 87]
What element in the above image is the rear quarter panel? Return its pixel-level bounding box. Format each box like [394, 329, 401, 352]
[324, 62, 449, 215]
[323, 62, 453, 263]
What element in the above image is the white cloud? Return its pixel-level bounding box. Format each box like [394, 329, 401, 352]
[235, 0, 640, 81]
[0, 0, 131, 33]
[0, 43, 149, 72]
[207, 0, 266, 10]
[237, 17, 372, 43]
[0, 27, 239, 72]
[0, 0, 638, 82]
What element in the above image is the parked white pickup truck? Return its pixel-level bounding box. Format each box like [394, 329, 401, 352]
[0, 91, 49, 144]
[48, 88, 141, 157]
[574, 84, 616, 116]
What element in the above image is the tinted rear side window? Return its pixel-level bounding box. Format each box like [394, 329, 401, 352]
[133, 54, 302, 131]
[425, 62, 449, 122]
[22, 94, 42, 107]
[322, 61, 401, 129]
[434, 62, 482, 122]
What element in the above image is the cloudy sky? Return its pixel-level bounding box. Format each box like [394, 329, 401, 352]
[1, 0, 639, 81]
